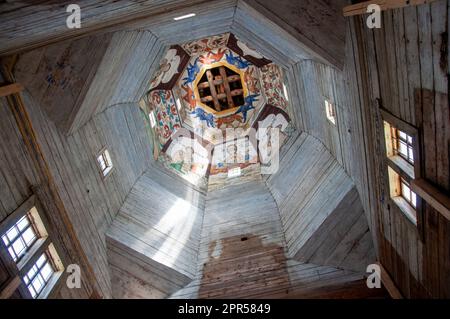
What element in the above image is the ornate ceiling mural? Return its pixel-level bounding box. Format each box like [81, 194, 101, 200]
[145, 33, 294, 190]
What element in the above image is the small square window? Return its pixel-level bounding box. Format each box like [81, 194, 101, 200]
[1, 214, 38, 262]
[22, 252, 55, 298]
[97, 149, 113, 177]
[283, 83, 289, 101]
[325, 100, 336, 125]
[149, 111, 157, 128]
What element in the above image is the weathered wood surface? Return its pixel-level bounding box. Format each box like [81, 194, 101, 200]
[245, 0, 348, 69]
[106, 169, 205, 298]
[343, 0, 437, 16]
[0, 0, 213, 56]
[15, 91, 152, 297]
[170, 181, 383, 298]
[13, 30, 165, 136]
[13, 34, 112, 135]
[346, 0, 450, 298]
[266, 133, 376, 272]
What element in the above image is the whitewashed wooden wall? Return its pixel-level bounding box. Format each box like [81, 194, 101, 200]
[19, 92, 152, 297]
[346, 1, 450, 298]
[106, 166, 205, 298]
[266, 132, 375, 272]
[170, 180, 383, 299]
[70, 31, 165, 133]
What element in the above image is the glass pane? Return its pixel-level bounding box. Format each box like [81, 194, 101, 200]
[27, 265, 37, 278]
[12, 238, 25, 256]
[17, 216, 29, 231]
[407, 135, 413, 144]
[402, 182, 411, 201]
[411, 192, 417, 208]
[32, 275, 44, 293]
[22, 227, 36, 246]
[29, 285, 37, 298]
[399, 131, 407, 140]
[41, 263, 53, 281]
[409, 148, 414, 162]
[36, 254, 46, 268]
[8, 247, 16, 260]
[6, 227, 18, 241]
[399, 141, 408, 157]
[2, 235, 8, 246]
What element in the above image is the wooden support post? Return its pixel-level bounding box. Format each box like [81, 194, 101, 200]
[412, 178, 450, 221]
[376, 262, 403, 299]
[0, 83, 23, 97]
[206, 70, 222, 112]
[0, 276, 21, 299]
[343, 0, 437, 17]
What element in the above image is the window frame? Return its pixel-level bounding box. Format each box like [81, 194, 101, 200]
[380, 107, 424, 237]
[324, 99, 336, 125]
[96, 147, 114, 179]
[0, 195, 65, 299]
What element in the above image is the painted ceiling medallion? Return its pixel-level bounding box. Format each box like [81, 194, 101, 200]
[146, 32, 293, 189]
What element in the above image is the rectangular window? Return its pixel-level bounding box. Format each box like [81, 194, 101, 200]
[325, 100, 336, 125]
[0, 197, 64, 299]
[149, 111, 157, 128]
[391, 127, 414, 164]
[1, 214, 38, 262]
[97, 149, 113, 177]
[23, 252, 55, 298]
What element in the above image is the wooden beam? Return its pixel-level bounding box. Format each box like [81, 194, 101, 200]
[206, 70, 221, 112]
[0, 276, 21, 299]
[343, 0, 437, 17]
[376, 262, 403, 299]
[219, 66, 234, 109]
[411, 178, 450, 221]
[0, 83, 23, 97]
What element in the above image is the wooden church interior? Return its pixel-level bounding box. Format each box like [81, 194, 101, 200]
[0, 0, 448, 299]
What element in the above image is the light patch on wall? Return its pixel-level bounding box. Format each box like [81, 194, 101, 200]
[176, 98, 182, 111]
[228, 167, 241, 178]
[283, 83, 289, 101]
[325, 100, 336, 125]
[173, 13, 196, 21]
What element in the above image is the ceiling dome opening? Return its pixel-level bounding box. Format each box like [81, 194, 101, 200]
[196, 65, 244, 112]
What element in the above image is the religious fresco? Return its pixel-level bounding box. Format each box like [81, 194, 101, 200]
[182, 33, 230, 56]
[260, 63, 289, 110]
[149, 45, 190, 91]
[176, 46, 265, 139]
[149, 90, 182, 147]
[226, 33, 272, 67]
[145, 33, 293, 189]
[159, 135, 210, 188]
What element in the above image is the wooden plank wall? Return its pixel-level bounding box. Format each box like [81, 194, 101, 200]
[243, 0, 348, 69]
[171, 180, 385, 299]
[265, 132, 375, 272]
[0, 94, 93, 298]
[0, 0, 212, 55]
[69, 31, 165, 134]
[346, 0, 450, 298]
[106, 168, 205, 298]
[14, 91, 152, 298]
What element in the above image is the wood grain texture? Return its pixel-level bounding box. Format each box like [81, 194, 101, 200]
[266, 133, 376, 272]
[106, 168, 205, 298]
[345, 0, 450, 298]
